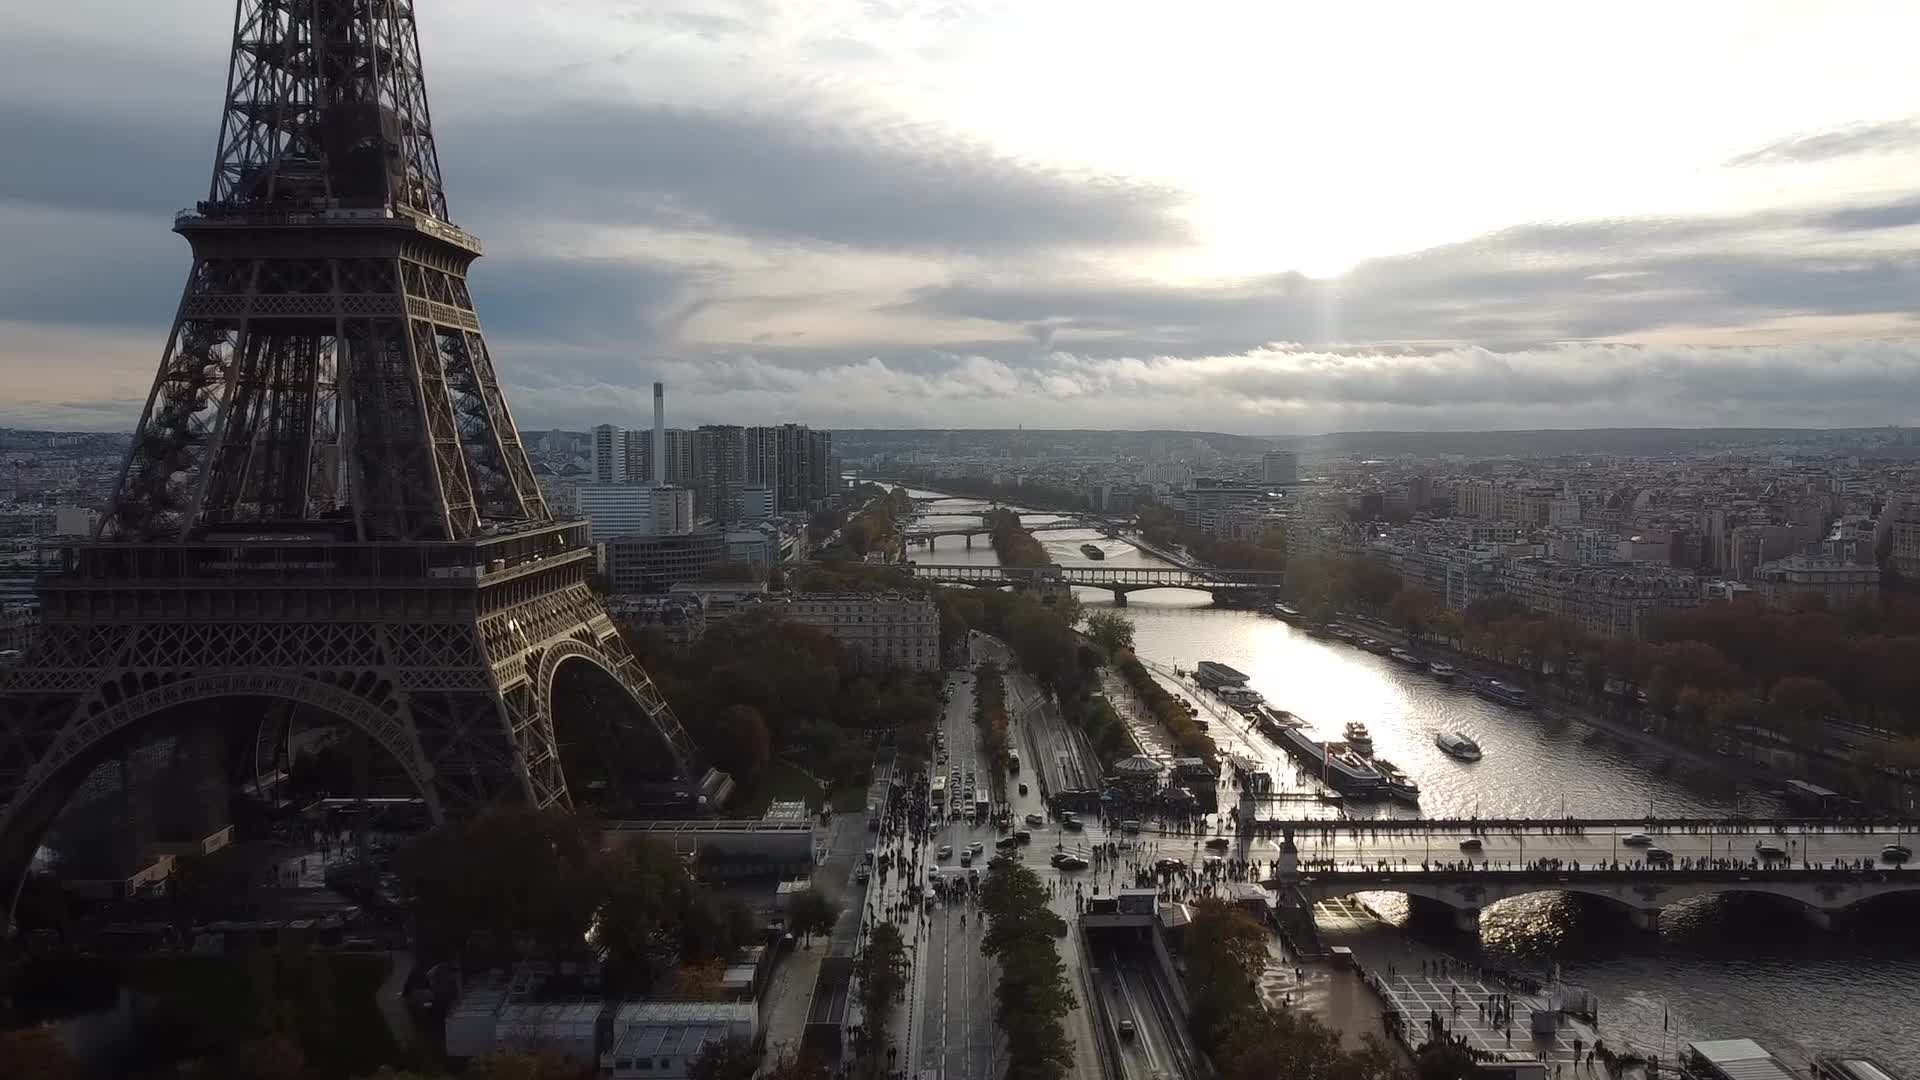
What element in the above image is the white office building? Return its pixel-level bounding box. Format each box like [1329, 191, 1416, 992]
[591, 424, 629, 483]
[577, 484, 694, 540]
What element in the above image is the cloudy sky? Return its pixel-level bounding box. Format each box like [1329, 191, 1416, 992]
[5, 1, 1920, 434]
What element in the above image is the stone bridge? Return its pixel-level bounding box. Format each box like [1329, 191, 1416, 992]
[1289, 866, 1920, 931]
[902, 562, 1285, 603]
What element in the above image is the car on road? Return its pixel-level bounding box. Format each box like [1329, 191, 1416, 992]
[938, 844, 953, 859]
[1645, 847, 1674, 865]
[1120, 819, 1142, 833]
[1621, 833, 1652, 846]
[1459, 837, 1483, 850]
[1755, 842, 1788, 860]
[1018, 783, 1029, 795]
[959, 851, 973, 867]
[1015, 829, 1032, 844]
[996, 835, 1020, 852]
[855, 867, 870, 883]
[1153, 857, 1186, 873]
[1205, 836, 1230, 850]
[1117, 1019, 1136, 1039]
[1057, 855, 1089, 870]
[1050, 851, 1071, 867]
[969, 842, 985, 856]
[1883, 844, 1912, 863]
[1026, 813, 1045, 826]
[1061, 818, 1085, 831]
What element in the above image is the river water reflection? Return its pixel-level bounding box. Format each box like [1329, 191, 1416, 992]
[903, 490, 1917, 1070]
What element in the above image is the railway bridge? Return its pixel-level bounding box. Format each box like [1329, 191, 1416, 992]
[902, 519, 1090, 550]
[902, 562, 1285, 603]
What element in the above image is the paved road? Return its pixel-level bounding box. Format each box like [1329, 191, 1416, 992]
[910, 637, 1155, 1080]
[1087, 939, 1198, 1080]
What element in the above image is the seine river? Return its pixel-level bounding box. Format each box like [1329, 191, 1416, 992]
[904, 490, 1918, 1073]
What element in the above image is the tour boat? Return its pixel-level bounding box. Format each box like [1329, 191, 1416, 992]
[1080, 543, 1106, 561]
[1434, 731, 1484, 762]
[1473, 679, 1534, 709]
[1372, 758, 1421, 801]
[1342, 722, 1374, 757]
[1388, 647, 1424, 667]
[1427, 661, 1458, 682]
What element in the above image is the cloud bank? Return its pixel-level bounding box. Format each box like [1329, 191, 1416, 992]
[3, 3, 1920, 436]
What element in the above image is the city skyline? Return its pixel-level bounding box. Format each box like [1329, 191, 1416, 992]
[6, 2, 1920, 434]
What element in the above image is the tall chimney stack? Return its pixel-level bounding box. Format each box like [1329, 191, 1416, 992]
[652, 381, 666, 487]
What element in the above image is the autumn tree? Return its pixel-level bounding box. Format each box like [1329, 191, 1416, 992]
[708, 704, 773, 787]
[1218, 1007, 1397, 1080]
[1769, 676, 1844, 752]
[465, 1048, 595, 1080]
[398, 810, 606, 967]
[1182, 898, 1268, 1051]
[0, 1026, 82, 1080]
[1387, 588, 1438, 639]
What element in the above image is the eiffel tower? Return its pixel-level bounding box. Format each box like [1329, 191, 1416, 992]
[0, 0, 722, 891]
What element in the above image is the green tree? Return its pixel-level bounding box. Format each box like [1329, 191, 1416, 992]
[788, 890, 841, 944]
[594, 835, 702, 993]
[1084, 610, 1136, 655]
[1008, 603, 1077, 688]
[855, 922, 910, 1064]
[979, 857, 1075, 1080]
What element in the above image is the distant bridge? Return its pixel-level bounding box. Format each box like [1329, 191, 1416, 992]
[902, 519, 1094, 549]
[1291, 865, 1919, 931]
[902, 562, 1284, 602]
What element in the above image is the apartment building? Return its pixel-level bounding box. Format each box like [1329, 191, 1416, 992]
[1498, 557, 1703, 640]
[780, 592, 940, 672]
[1752, 555, 1880, 611]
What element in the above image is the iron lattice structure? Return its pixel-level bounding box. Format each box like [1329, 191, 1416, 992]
[0, 0, 713, 888]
